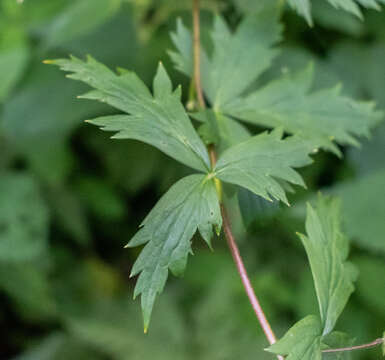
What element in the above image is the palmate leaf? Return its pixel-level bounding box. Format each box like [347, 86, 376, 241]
[126, 174, 221, 331]
[214, 128, 314, 205]
[267, 195, 357, 359]
[170, 12, 381, 155]
[223, 65, 382, 155]
[298, 195, 358, 335]
[46, 56, 210, 173]
[169, 5, 282, 108]
[288, 0, 385, 26]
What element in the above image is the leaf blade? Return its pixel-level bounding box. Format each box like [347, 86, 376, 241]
[126, 174, 221, 330]
[48, 57, 210, 172]
[214, 129, 313, 205]
[224, 65, 382, 155]
[266, 315, 323, 360]
[298, 195, 358, 335]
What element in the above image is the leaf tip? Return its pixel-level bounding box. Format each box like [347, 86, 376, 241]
[42, 59, 54, 65]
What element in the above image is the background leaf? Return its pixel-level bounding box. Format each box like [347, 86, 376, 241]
[0, 172, 49, 262]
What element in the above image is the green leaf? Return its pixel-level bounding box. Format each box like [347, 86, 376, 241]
[169, 6, 282, 108]
[298, 195, 358, 335]
[287, 0, 313, 26]
[126, 174, 221, 330]
[0, 262, 56, 320]
[354, 256, 385, 317]
[322, 332, 355, 360]
[223, 65, 382, 155]
[214, 128, 314, 205]
[168, 18, 210, 82]
[287, 0, 385, 25]
[331, 168, 385, 254]
[0, 37, 29, 102]
[0, 173, 49, 262]
[191, 110, 251, 151]
[42, 0, 121, 47]
[48, 57, 210, 172]
[238, 188, 280, 227]
[266, 315, 323, 360]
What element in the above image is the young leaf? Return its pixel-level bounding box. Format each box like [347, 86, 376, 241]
[214, 128, 314, 205]
[288, 0, 385, 26]
[126, 174, 221, 331]
[223, 65, 382, 155]
[266, 315, 323, 360]
[298, 195, 358, 335]
[169, 5, 282, 108]
[46, 56, 210, 172]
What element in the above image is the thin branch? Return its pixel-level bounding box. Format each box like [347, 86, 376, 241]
[192, 0, 206, 109]
[192, 3, 282, 358]
[322, 338, 384, 353]
[221, 205, 283, 352]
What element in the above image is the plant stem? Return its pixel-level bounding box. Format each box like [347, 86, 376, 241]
[322, 338, 384, 353]
[192, 2, 282, 358]
[192, 0, 206, 110]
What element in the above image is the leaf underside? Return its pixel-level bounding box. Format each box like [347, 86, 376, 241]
[126, 174, 221, 330]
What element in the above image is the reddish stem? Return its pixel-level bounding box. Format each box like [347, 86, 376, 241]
[192, 2, 282, 358]
[221, 206, 283, 357]
[322, 338, 384, 353]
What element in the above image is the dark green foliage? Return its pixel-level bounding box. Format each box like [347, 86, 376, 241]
[0, 1, 384, 359]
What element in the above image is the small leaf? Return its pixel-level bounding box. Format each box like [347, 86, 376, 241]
[298, 195, 358, 335]
[127, 174, 221, 330]
[266, 315, 323, 360]
[169, 6, 282, 108]
[48, 56, 210, 173]
[224, 65, 382, 155]
[214, 128, 314, 205]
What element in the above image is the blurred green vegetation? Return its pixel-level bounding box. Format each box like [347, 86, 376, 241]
[0, 0, 384, 359]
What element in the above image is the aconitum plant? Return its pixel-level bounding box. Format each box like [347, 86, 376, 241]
[46, 0, 385, 358]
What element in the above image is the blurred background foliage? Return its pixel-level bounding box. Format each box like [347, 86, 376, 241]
[0, 0, 384, 359]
